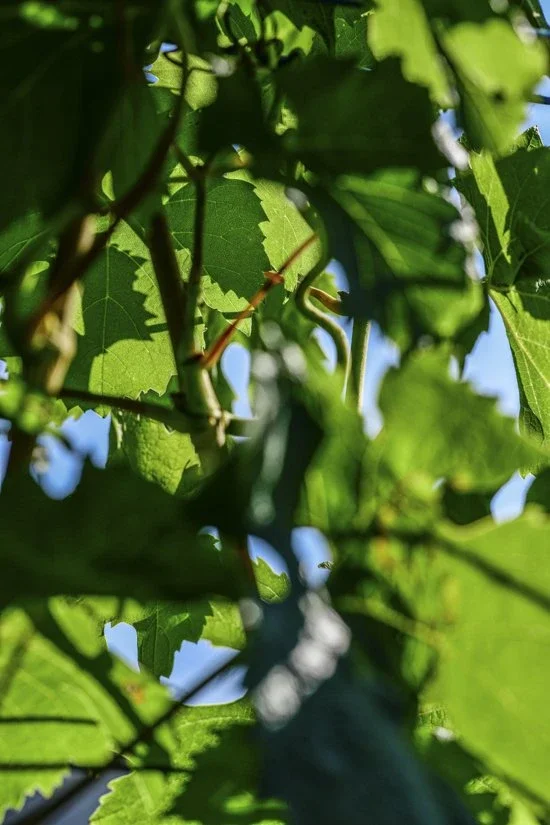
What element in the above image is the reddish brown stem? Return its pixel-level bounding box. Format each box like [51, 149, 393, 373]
[309, 287, 346, 316]
[202, 270, 283, 369]
[202, 233, 317, 370]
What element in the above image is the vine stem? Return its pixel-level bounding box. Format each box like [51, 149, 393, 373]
[11, 654, 240, 825]
[296, 260, 350, 386]
[149, 209, 188, 392]
[202, 233, 318, 370]
[309, 287, 346, 315]
[58, 388, 256, 436]
[346, 318, 370, 412]
[182, 167, 207, 359]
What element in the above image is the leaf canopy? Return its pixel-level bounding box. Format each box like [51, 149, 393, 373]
[2, 2, 550, 824]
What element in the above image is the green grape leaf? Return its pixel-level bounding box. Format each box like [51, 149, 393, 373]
[526, 468, 550, 512]
[222, 3, 259, 43]
[0, 600, 170, 819]
[253, 557, 290, 602]
[0, 463, 243, 604]
[0, 2, 164, 234]
[377, 349, 545, 490]
[0, 212, 50, 279]
[254, 178, 320, 293]
[95, 80, 169, 212]
[298, 367, 369, 532]
[335, 5, 374, 68]
[168, 723, 288, 824]
[492, 280, 550, 455]
[96, 553, 289, 683]
[456, 142, 550, 287]
[146, 49, 218, 160]
[0, 258, 52, 361]
[0, 10, 118, 231]
[369, 2, 545, 152]
[368, 0, 453, 105]
[442, 19, 545, 155]
[197, 64, 276, 164]
[108, 599, 245, 678]
[316, 170, 481, 350]
[165, 177, 271, 312]
[416, 730, 524, 825]
[266, 0, 338, 49]
[111, 411, 202, 496]
[433, 510, 550, 803]
[66, 220, 176, 399]
[91, 700, 286, 825]
[457, 141, 550, 454]
[148, 51, 217, 112]
[277, 56, 446, 176]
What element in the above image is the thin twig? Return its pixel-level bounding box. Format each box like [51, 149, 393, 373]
[58, 387, 257, 437]
[173, 143, 197, 180]
[181, 168, 208, 358]
[149, 210, 188, 390]
[202, 233, 318, 370]
[0, 762, 193, 774]
[309, 287, 347, 316]
[12, 654, 239, 825]
[201, 271, 283, 370]
[346, 318, 369, 412]
[295, 259, 350, 382]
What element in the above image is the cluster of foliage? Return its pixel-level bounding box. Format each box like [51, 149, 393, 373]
[2, 0, 550, 822]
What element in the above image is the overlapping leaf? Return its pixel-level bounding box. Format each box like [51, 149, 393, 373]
[265, 0, 338, 50]
[2, 4, 550, 825]
[66, 220, 176, 399]
[335, 5, 374, 67]
[377, 349, 544, 490]
[493, 281, 550, 453]
[0, 600, 170, 819]
[432, 510, 550, 803]
[0, 463, 243, 604]
[368, 0, 453, 105]
[277, 57, 446, 176]
[254, 179, 320, 293]
[165, 177, 271, 312]
[110, 410, 202, 497]
[457, 137, 550, 452]
[107, 599, 245, 678]
[92, 700, 287, 825]
[0, 1, 165, 251]
[96, 559, 287, 679]
[368, 1, 546, 152]
[316, 170, 481, 349]
[0, 9, 117, 231]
